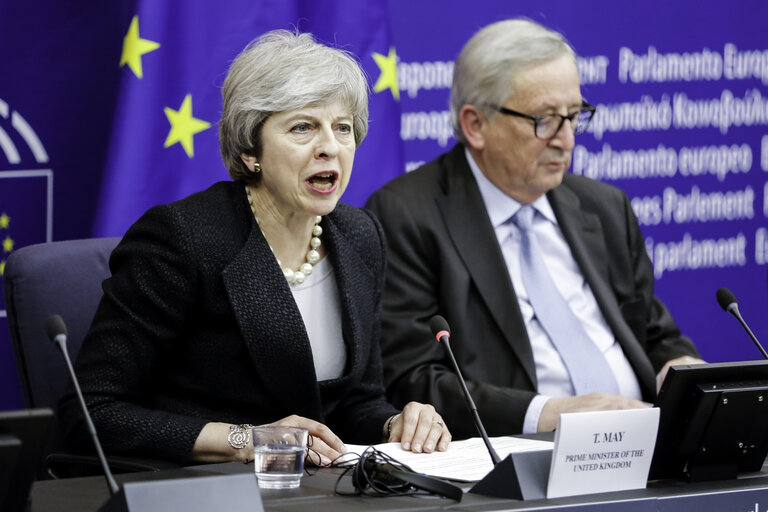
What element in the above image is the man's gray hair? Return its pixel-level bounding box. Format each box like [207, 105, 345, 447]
[219, 30, 370, 181]
[450, 18, 577, 145]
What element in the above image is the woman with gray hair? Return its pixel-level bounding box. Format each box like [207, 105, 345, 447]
[59, 30, 450, 466]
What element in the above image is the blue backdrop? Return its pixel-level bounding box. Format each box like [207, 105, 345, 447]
[1, 0, 766, 410]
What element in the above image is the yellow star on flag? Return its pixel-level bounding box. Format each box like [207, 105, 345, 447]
[2, 236, 13, 253]
[0, 213, 9, 229]
[120, 15, 160, 79]
[0, 260, 5, 276]
[372, 47, 400, 101]
[164, 94, 211, 158]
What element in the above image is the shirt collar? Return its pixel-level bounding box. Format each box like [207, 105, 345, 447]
[464, 146, 558, 227]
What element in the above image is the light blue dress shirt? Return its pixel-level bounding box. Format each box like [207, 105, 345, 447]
[465, 148, 642, 433]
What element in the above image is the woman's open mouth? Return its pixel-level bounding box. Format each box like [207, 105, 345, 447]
[306, 171, 339, 194]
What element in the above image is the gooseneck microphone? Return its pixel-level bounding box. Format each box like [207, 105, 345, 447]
[430, 315, 501, 465]
[716, 288, 768, 360]
[46, 314, 119, 495]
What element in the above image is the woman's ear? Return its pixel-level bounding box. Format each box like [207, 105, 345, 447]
[240, 153, 256, 170]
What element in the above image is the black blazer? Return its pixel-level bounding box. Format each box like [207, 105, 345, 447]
[366, 144, 699, 439]
[59, 181, 397, 464]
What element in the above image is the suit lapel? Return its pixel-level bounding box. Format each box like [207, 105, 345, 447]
[548, 183, 656, 391]
[221, 203, 323, 420]
[547, 184, 611, 289]
[322, 214, 370, 383]
[437, 147, 537, 388]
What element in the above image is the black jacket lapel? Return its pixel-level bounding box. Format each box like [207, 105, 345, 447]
[322, 215, 373, 383]
[438, 147, 537, 388]
[221, 205, 323, 420]
[549, 183, 656, 394]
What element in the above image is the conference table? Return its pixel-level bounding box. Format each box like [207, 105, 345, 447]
[29, 454, 768, 512]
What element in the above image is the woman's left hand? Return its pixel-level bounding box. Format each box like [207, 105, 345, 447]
[386, 402, 451, 453]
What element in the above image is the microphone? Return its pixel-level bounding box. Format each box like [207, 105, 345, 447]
[46, 314, 119, 495]
[430, 315, 501, 465]
[716, 288, 768, 360]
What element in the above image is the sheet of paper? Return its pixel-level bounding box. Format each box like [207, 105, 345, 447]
[344, 436, 553, 482]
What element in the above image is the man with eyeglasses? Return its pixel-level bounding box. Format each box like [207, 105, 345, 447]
[366, 18, 702, 438]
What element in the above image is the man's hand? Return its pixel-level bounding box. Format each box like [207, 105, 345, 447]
[656, 356, 707, 392]
[538, 393, 649, 432]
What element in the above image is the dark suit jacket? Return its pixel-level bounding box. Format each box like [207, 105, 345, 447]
[365, 144, 699, 439]
[58, 181, 397, 464]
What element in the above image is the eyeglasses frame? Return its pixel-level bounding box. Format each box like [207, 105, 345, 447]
[489, 101, 597, 140]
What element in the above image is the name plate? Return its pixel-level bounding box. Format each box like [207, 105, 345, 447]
[547, 407, 659, 499]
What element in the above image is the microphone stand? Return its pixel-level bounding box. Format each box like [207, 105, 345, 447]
[440, 335, 501, 465]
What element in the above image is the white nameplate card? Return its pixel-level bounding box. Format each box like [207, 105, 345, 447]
[546, 407, 659, 499]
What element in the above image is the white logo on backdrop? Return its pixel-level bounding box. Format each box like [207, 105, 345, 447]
[0, 97, 54, 318]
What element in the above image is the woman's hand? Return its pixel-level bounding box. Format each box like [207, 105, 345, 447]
[267, 415, 346, 466]
[385, 402, 451, 453]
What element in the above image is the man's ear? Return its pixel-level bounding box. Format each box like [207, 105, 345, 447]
[458, 104, 487, 150]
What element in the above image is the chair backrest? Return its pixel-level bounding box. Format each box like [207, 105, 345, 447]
[2, 238, 180, 478]
[2, 237, 120, 423]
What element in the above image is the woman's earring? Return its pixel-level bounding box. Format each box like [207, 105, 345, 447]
[253, 162, 262, 173]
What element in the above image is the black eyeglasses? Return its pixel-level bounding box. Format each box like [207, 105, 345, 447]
[490, 101, 596, 140]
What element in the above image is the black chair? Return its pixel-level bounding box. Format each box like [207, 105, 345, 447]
[3, 238, 175, 477]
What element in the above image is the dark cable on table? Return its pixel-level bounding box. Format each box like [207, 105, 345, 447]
[332, 447, 462, 500]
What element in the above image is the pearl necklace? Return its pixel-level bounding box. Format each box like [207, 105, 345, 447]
[246, 186, 322, 285]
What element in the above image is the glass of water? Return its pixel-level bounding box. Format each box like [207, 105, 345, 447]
[252, 426, 308, 489]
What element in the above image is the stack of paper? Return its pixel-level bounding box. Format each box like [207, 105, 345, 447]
[344, 436, 553, 482]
